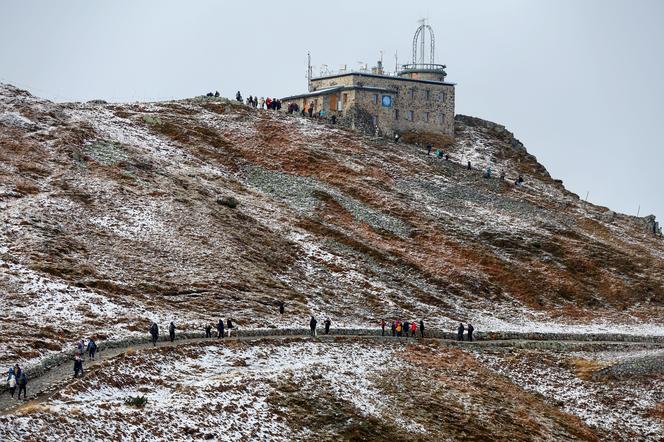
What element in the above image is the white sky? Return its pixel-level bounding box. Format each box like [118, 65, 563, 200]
[1, 0, 662, 219]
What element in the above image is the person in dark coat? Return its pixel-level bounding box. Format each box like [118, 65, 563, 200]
[467, 161, 471, 170]
[214, 91, 220, 97]
[391, 320, 396, 337]
[226, 318, 234, 337]
[150, 322, 159, 346]
[168, 322, 176, 342]
[205, 324, 212, 338]
[236, 91, 242, 102]
[309, 316, 317, 336]
[427, 144, 432, 155]
[17, 370, 27, 399]
[467, 323, 475, 342]
[279, 302, 285, 315]
[86, 338, 97, 360]
[73, 353, 84, 378]
[419, 319, 425, 338]
[380, 319, 386, 336]
[403, 321, 410, 337]
[457, 323, 465, 341]
[217, 319, 225, 339]
[324, 318, 331, 335]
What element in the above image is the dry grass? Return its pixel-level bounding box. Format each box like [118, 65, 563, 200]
[15, 178, 40, 194]
[15, 402, 52, 415]
[649, 403, 664, 420]
[569, 358, 609, 381]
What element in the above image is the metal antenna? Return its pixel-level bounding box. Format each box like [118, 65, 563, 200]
[412, 19, 436, 65]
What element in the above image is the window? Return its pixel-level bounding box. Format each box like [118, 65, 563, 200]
[394, 109, 399, 120]
[372, 94, 378, 104]
[423, 112, 430, 122]
[343, 93, 348, 104]
[439, 91, 447, 102]
[439, 113, 445, 125]
[407, 88, 414, 99]
[425, 90, 430, 101]
[407, 110, 414, 121]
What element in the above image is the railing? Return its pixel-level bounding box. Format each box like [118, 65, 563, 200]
[399, 63, 447, 71]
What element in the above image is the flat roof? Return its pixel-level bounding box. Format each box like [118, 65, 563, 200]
[281, 84, 395, 101]
[309, 71, 456, 87]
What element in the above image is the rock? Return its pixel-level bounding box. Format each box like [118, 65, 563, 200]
[602, 210, 616, 223]
[217, 196, 239, 208]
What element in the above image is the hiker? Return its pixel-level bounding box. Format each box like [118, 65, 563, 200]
[17, 370, 27, 399]
[77, 340, 84, 354]
[13, 364, 21, 380]
[73, 352, 83, 378]
[331, 115, 337, 124]
[150, 322, 159, 346]
[205, 324, 212, 338]
[467, 323, 475, 342]
[236, 91, 242, 102]
[467, 161, 471, 170]
[410, 321, 417, 337]
[396, 321, 402, 337]
[437, 150, 444, 159]
[516, 175, 525, 186]
[309, 316, 317, 336]
[279, 301, 285, 315]
[324, 318, 331, 335]
[457, 323, 465, 341]
[6, 368, 16, 398]
[217, 319, 225, 339]
[445, 154, 450, 160]
[403, 321, 410, 337]
[484, 167, 492, 178]
[419, 319, 425, 338]
[391, 320, 396, 337]
[206, 92, 213, 97]
[226, 318, 234, 337]
[87, 338, 97, 360]
[247, 96, 252, 106]
[394, 133, 400, 143]
[500, 170, 506, 180]
[214, 91, 220, 97]
[380, 319, 386, 336]
[169, 322, 176, 342]
[307, 103, 314, 117]
[260, 97, 265, 109]
[427, 144, 432, 155]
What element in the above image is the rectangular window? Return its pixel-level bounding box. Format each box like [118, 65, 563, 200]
[408, 88, 414, 99]
[425, 90, 430, 101]
[372, 94, 378, 104]
[343, 93, 348, 104]
[394, 109, 399, 120]
[424, 112, 430, 122]
[407, 110, 414, 121]
[439, 91, 447, 102]
[439, 113, 445, 124]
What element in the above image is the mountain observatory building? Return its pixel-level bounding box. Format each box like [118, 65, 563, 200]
[281, 22, 455, 137]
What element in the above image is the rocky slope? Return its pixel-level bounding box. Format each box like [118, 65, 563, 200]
[1, 83, 663, 367]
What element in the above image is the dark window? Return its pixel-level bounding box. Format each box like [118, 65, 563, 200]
[372, 94, 378, 104]
[407, 110, 414, 121]
[424, 112, 430, 122]
[394, 109, 399, 120]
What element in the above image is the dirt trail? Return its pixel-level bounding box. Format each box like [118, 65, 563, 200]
[2, 330, 663, 416]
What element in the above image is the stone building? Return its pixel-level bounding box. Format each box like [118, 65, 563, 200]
[281, 23, 455, 137]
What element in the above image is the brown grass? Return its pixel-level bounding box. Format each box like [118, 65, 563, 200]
[15, 402, 52, 415]
[569, 358, 609, 381]
[15, 178, 40, 194]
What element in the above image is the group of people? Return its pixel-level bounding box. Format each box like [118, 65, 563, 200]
[308, 316, 333, 336]
[382, 319, 426, 338]
[150, 318, 237, 345]
[457, 323, 475, 341]
[5, 365, 27, 400]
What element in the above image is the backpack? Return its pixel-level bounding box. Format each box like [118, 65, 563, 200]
[8, 375, 16, 388]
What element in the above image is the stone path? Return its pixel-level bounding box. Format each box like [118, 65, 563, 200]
[1, 329, 663, 415]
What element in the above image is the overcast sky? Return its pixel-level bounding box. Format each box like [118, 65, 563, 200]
[1, 0, 662, 219]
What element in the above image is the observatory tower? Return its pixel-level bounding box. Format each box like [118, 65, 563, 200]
[398, 19, 448, 82]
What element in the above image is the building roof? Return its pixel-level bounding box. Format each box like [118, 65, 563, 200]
[281, 84, 395, 101]
[309, 71, 456, 87]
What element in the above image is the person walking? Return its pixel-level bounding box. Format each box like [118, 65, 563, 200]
[226, 318, 234, 337]
[168, 322, 176, 343]
[467, 323, 475, 342]
[410, 321, 417, 337]
[467, 161, 471, 170]
[150, 322, 159, 346]
[205, 324, 212, 338]
[391, 320, 396, 337]
[6, 368, 16, 398]
[403, 321, 410, 337]
[457, 323, 465, 342]
[324, 318, 331, 335]
[17, 370, 27, 400]
[380, 319, 386, 336]
[309, 316, 317, 337]
[260, 97, 265, 109]
[427, 144, 432, 155]
[396, 321, 402, 337]
[419, 319, 425, 338]
[236, 91, 242, 102]
[73, 353, 83, 378]
[279, 301, 285, 315]
[217, 319, 225, 339]
[86, 338, 97, 361]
